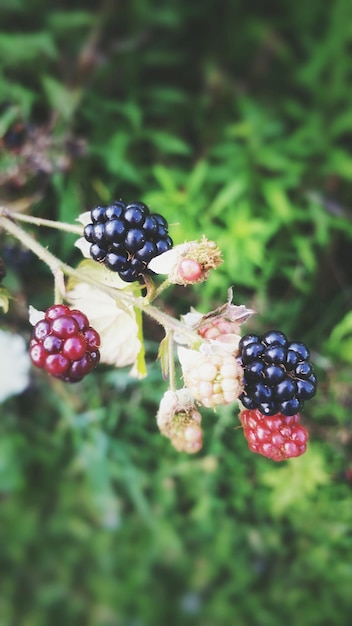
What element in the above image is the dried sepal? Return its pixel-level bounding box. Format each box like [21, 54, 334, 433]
[175, 288, 255, 353]
[157, 389, 203, 454]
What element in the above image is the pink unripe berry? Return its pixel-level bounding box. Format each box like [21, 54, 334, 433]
[178, 258, 203, 283]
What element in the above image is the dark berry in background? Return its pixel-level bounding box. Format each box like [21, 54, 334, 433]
[83, 200, 173, 282]
[0, 257, 6, 282]
[238, 330, 317, 417]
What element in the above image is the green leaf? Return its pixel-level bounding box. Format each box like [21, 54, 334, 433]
[326, 311, 352, 363]
[0, 32, 57, 67]
[152, 164, 178, 193]
[262, 182, 293, 222]
[145, 130, 191, 155]
[101, 132, 140, 183]
[329, 149, 352, 181]
[42, 76, 81, 121]
[157, 334, 170, 380]
[186, 159, 209, 197]
[114, 101, 142, 131]
[0, 436, 25, 492]
[0, 105, 19, 135]
[46, 10, 95, 31]
[260, 446, 330, 517]
[0, 285, 12, 313]
[134, 306, 147, 379]
[208, 179, 246, 217]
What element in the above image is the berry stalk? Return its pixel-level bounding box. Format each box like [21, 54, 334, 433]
[0, 206, 83, 235]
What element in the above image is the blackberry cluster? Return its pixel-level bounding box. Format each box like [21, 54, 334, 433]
[30, 304, 100, 383]
[238, 330, 317, 416]
[83, 200, 173, 282]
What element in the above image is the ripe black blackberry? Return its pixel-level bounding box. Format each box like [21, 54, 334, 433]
[238, 330, 317, 416]
[83, 200, 173, 282]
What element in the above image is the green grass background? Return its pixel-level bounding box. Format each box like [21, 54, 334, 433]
[1, 1, 352, 624]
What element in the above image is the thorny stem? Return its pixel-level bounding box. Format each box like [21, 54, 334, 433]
[149, 277, 172, 302]
[0, 210, 200, 346]
[0, 212, 63, 276]
[136, 270, 171, 303]
[2, 209, 83, 235]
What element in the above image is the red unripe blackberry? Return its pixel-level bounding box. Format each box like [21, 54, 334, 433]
[30, 305, 101, 382]
[239, 408, 308, 461]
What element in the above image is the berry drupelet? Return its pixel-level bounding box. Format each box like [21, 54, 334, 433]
[83, 200, 173, 282]
[238, 330, 317, 417]
[30, 304, 101, 382]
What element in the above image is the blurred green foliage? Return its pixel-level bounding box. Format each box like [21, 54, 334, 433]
[1, 0, 352, 624]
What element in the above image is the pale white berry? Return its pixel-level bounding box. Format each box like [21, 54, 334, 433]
[156, 389, 203, 454]
[178, 348, 244, 408]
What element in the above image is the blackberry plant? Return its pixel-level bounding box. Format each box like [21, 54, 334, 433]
[0, 199, 317, 461]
